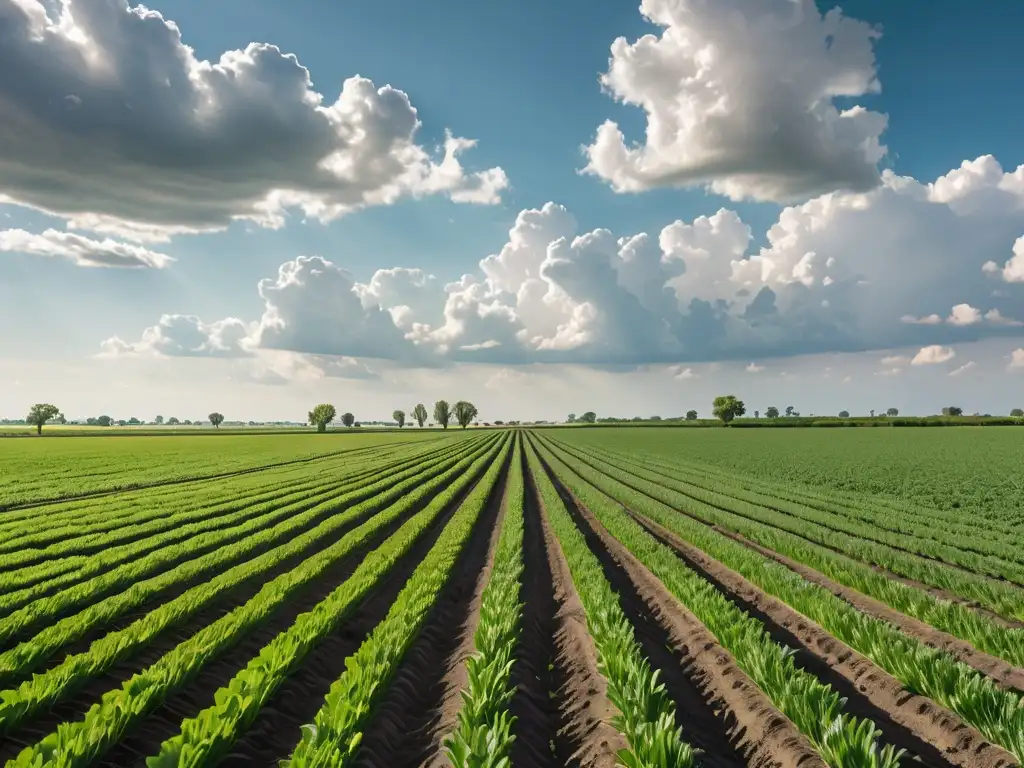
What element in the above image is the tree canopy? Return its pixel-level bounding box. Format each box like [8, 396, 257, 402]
[685, 410, 698, 421]
[341, 412, 355, 427]
[433, 400, 452, 429]
[712, 395, 746, 424]
[838, 410, 850, 418]
[453, 400, 478, 429]
[579, 411, 597, 424]
[765, 406, 780, 419]
[308, 404, 337, 433]
[26, 403, 60, 435]
[393, 409, 406, 428]
[412, 403, 428, 428]
[208, 412, 225, 428]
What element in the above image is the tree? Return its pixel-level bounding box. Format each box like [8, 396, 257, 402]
[754, 410, 760, 419]
[579, 411, 597, 424]
[412, 403, 428, 428]
[167, 417, 180, 425]
[96, 415, 114, 427]
[341, 412, 355, 428]
[57, 412, 66, 424]
[567, 413, 577, 423]
[154, 415, 164, 425]
[209, 412, 224, 428]
[870, 409, 875, 418]
[785, 406, 794, 417]
[308, 404, 337, 433]
[942, 406, 963, 416]
[1010, 408, 1023, 417]
[434, 400, 452, 429]
[712, 395, 746, 424]
[26, 403, 60, 435]
[886, 408, 899, 417]
[393, 410, 406, 428]
[685, 410, 698, 421]
[183, 420, 192, 425]
[453, 400, 478, 429]
[838, 410, 850, 418]
[765, 406, 780, 419]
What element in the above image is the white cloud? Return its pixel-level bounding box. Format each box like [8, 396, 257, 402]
[947, 303, 982, 326]
[0, 0, 506, 242]
[0, 228, 171, 268]
[745, 362, 765, 373]
[911, 345, 956, 365]
[1010, 348, 1024, 370]
[880, 355, 908, 365]
[984, 309, 1023, 327]
[987, 236, 1024, 283]
[105, 153, 1024, 368]
[669, 365, 697, 379]
[901, 314, 942, 325]
[948, 361, 976, 377]
[99, 315, 252, 358]
[584, 0, 887, 202]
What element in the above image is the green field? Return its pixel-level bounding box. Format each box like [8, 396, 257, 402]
[1, 427, 1022, 768]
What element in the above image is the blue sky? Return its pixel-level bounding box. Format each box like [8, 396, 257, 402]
[1, 0, 1023, 421]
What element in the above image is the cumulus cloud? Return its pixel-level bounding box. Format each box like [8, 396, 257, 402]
[99, 315, 252, 358]
[104, 153, 1024, 368]
[745, 362, 765, 373]
[0, 0, 506, 242]
[1010, 349, 1024, 370]
[911, 345, 955, 365]
[880, 355, 908, 365]
[584, 0, 888, 202]
[984, 237, 1024, 283]
[669, 365, 697, 379]
[0, 228, 171, 268]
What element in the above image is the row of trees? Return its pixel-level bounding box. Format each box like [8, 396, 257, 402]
[307, 400, 480, 432]
[25, 404, 226, 434]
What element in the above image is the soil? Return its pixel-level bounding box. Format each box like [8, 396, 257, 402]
[709, 524, 1024, 693]
[530, 444, 823, 768]
[627, 511, 1018, 768]
[352, 453, 510, 768]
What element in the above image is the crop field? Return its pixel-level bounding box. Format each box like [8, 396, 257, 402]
[1, 427, 1023, 768]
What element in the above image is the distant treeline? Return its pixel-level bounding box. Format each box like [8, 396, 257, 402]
[564, 415, 1024, 428]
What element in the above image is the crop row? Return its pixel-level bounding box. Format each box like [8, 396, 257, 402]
[538, 434, 1024, 761]
[444, 435, 526, 767]
[530, 435, 904, 768]
[0, 434, 496, 680]
[524, 439, 696, 768]
[551, 436, 1024, 625]
[0, 437, 432, 546]
[5, 434, 507, 766]
[279, 434, 513, 767]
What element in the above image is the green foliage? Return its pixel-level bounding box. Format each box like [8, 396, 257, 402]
[444, 437, 524, 768]
[711, 395, 745, 424]
[684, 410, 697, 421]
[208, 412, 225, 428]
[412, 403, 429, 427]
[525, 439, 696, 768]
[308, 404, 337, 432]
[579, 411, 597, 423]
[765, 406, 779, 418]
[392, 410, 405, 428]
[341, 412, 355, 428]
[434, 400, 453, 429]
[25, 404, 60, 435]
[454, 400, 479, 429]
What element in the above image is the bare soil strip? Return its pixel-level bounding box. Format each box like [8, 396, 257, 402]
[628, 512, 1018, 768]
[506, 448, 566, 768]
[534, 483, 629, 768]
[352, 454, 511, 768]
[535, 456, 748, 768]
[709, 525, 1024, 693]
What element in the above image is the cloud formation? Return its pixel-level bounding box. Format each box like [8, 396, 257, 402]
[583, 0, 888, 202]
[103, 155, 1024, 367]
[912, 345, 956, 365]
[0, 0, 507, 242]
[0, 228, 171, 268]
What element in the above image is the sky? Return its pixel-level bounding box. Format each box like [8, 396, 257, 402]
[1, 0, 1023, 422]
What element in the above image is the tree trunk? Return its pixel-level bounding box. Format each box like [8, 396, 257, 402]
[36, 423, 42, 435]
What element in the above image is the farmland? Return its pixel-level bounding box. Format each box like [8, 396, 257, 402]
[1, 427, 1022, 768]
